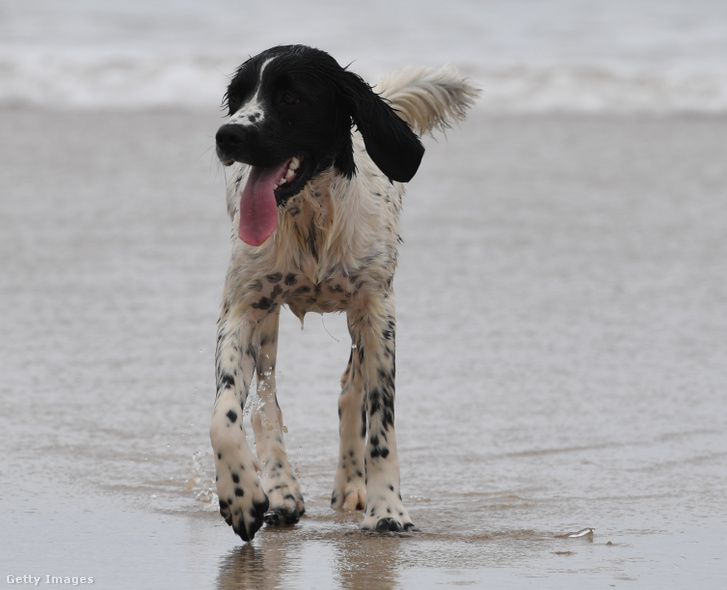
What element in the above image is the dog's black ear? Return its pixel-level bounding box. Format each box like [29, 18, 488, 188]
[335, 70, 424, 183]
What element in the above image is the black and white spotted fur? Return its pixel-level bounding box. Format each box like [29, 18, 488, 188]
[210, 44, 477, 542]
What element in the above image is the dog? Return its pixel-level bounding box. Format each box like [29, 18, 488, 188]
[210, 44, 477, 541]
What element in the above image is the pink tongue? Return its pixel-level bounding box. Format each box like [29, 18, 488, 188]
[238, 161, 289, 246]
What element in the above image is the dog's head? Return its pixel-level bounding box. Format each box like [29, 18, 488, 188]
[215, 44, 424, 246]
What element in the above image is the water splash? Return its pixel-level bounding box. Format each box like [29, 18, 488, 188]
[186, 449, 218, 510]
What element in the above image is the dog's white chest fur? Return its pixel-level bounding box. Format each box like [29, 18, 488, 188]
[223, 151, 403, 322]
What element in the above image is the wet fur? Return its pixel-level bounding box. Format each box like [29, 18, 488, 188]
[210, 45, 477, 542]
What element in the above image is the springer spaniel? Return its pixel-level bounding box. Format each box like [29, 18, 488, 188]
[210, 44, 477, 541]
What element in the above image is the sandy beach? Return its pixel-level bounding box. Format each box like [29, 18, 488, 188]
[1, 107, 725, 588]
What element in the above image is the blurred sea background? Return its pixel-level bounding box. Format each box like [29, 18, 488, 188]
[2, 0, 727, 112]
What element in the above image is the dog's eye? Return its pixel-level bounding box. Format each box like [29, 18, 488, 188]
[282, 93, 300, 105]
[224, 94, 241, 115]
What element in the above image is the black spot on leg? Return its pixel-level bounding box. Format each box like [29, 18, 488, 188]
[370, 446, 389, 459]
[235, 487, 244, 497]
[369, 387, 395, 432]
[219, 372, 235, 390]
[369, 389, 381, 416]
[284, 273, 297, 286]
[226, 410, 238, 423]
[232, 473, 240, 484]
[252, 297, 272, 311]
[377, 367, 395, 391]
[266, 272, 283, 283]
[382, 318, 395, 341]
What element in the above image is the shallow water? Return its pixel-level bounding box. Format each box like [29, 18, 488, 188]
[1, 109, 726, 588]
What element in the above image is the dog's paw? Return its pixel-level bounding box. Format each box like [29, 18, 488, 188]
[260, 456, 305, 527]
[331, 457, 366, 511]
[370, 516, 417, 532]
[331, 480, 366, 511]
[263, 487, 305, 526]
[264, 502, 303, 527]
[360, 488, 415, 533]
[216, 463, 270, 542]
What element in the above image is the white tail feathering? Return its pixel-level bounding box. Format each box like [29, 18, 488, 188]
[374, 66, 480, 136]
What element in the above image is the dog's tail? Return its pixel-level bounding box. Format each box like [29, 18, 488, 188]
[375, 66, 479, 136]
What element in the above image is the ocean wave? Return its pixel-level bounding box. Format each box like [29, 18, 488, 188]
[2, 51, 727, 113]
[470, 64, 727, 114]
[0, 51, 234, 110]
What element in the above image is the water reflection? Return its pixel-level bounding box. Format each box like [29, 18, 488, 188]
[216, 545, 268, 590]
[212, 505, 594, 590]
[215, 519, 407, 590]
[331, 532, 403, 589]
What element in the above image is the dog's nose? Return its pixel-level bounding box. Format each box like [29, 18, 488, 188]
[216, 124, 247, 150]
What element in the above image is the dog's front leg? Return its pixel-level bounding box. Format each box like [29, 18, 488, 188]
[210, 312, 269, 542]
[331, 346, 367, 512]
[250, 308, 305, 526]
[349, 299, 415, 532]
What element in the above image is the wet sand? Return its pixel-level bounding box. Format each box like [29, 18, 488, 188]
[1, 108, 726, 588]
